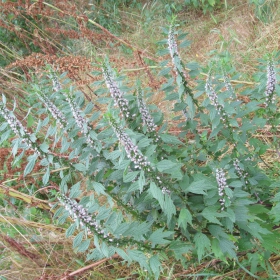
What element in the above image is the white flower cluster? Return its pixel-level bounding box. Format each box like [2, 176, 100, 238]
[49, 73, 93, 145]
[64, 94, 93, 147]
[222, 73, 236, 100]
[52, 76, 62, 92]
[205, 76, 228, 123]
[168, 24, 179, 60]
[233, 158, 249, 186]
[168, 24, 187, 79]
[137, 90, 160, 142]
[0, 102, 41, 156]
[216, 168, 230, 211]
[265, 60, 276, 107]
[58, 194, 115, 243]
[37, 92, 67, 129]
[102, 64, 130, 118]
[110, 119, 151, 171]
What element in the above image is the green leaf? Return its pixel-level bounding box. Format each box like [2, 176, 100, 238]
[163, 195, 176, 223]
[66, 223, 77, 238]
[105, 150, 122, 160]
[41, 116, 49, 127]
[219, 238, 237, 258]
[127, 250, 149, 270]
[194, 233, 211, 262]
[156, 160, 177, 172]
[138, 170, 145, 193]
[149, 255, 161, 279]
[208, 225, 230, 240]
[115, 248, 132, 263]
[160, 134, 183, 145]
[73, 231, 84, 248]
[158, 67, 171, 76]
[123, 171, 139, 183]
[229, 181, 243, 188]
[77, 239, 91, 253]
[177, 32, 188, 40]
[42, 166, 50, 185]
[73, 163, 87, 172]
[92, 181, 106, 195]
[39, 142, 49, 153]
[24, 154, 38, 177]
[137, 137, 150, 148]
[164, 93, 178, 101]
[202, 206, 222, 225]
[69, 182, 81, 199]
[27, 114, 34, 128]
[53, 206, 64, 219]
[178, 208, 193, 230]
[179, 39, 191, 48]
[186, 179, 212, 195]
[101, 241, 109, 257]
[150, 182, 164, 209]
[84, 102, 94, 114]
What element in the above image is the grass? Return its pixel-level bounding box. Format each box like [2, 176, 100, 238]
[1, 0, 280, 279]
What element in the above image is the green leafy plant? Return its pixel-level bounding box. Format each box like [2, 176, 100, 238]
[249, 0, 278, 23]
[184, 0, 225, 13]
[1, 21, 280, 278]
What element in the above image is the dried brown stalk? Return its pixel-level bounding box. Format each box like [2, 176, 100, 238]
[1, 234, 43, 267]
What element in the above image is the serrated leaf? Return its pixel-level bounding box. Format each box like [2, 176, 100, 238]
[66, 223, 77, 238]
[53, 206, 64, 219]
[127, 250, 149, 270]
[105, 150, 122, 160]
[163, 195, 176, 223]
[69, 182, 81, 199]
[229, 180, 243, 188]
[73, 163, 87, 172]
[41, 116, 49, 127]
[179, 39, 191, 48]
[164, 92, 178, 101]
[149, 255, 161, 279]
[178, 208, 193, 230]
[24, 154, 38, 177]
[91, 181, 105, 195]
[186, 179, 211, 195]
[202, 206, 222, 225]
[137, 137, 150, 148]
[156, 160, 177, 172]
[101, 241, 109, 257]
[148, 228, 173, 247]
[158, 67, 171, 76]
[77, 239, 91, 253]
[160, 134, 183, 144]
[57, 211, 69, 224]
[208, 225, 230, 240]
[177, 32, 188, 40]
[73, 231, 84, 248]
[194, 233, 211, 262]
[219, 238, 237, 258]
[123, 171, 139, 183]
[84, 102, 94, 114]
[114, 223, 130, 236]
[115, 248, 132, 263]
[42, 166, 50, 185]
[0, 122, 8, 131]
[150, 182, 164, 209]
